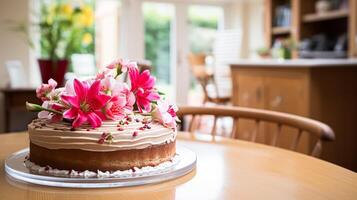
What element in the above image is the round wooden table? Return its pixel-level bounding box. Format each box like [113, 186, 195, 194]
[0, 132, 356, 200]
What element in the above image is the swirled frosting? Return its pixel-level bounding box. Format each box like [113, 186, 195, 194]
[28, 116, 176, 152]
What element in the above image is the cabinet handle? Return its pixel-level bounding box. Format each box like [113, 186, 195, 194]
[271, 96, 283, 107]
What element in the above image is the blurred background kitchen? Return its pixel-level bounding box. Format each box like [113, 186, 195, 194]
[0, 0, 356, 171]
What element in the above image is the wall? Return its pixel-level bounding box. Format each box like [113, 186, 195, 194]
[0, 0, 32, 88]
[0, 0, 34, 132]
[224, 0, 265, 58]
[247, 0, 265, 59]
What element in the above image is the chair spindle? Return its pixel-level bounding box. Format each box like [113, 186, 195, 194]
[211, 116, 218, 136]
[250, 120, 260, 142]
[290, 129, 303, 150]
[271, 124, 282, 146]
[312, 139, 322, 157]
[189, 115, 196, 133]
[231, 118, 239, 139]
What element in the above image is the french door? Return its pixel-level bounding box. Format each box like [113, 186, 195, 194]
[140, 1, 224, 104]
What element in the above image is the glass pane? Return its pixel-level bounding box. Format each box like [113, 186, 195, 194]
[143, 2, 174, 99]
[187, 5, 224, 105]
[188, 5, 223, 54]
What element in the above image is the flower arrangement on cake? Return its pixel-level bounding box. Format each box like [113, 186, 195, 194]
[27, 59, 178, 129]
[24, 59, 180, 178]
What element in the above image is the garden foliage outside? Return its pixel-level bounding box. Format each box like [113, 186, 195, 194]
[143, 4, 219, 85]
[39, 0, 95, 61]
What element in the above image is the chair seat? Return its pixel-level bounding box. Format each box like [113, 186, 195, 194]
[206, 85, 231, 104]
[207, 97, 231, 104]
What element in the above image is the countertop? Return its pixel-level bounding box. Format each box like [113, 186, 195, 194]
[229, 59, 357, 67]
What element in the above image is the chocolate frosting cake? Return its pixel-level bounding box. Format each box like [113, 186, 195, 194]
[28, 117, 176, 171]
[25, 58, 179, 175]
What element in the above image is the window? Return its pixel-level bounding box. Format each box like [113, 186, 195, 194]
[143, 2, 174, 97]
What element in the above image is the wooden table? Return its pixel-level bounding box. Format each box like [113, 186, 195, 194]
[0, 132, 356, 200]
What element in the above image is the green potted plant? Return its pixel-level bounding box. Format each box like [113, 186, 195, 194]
[256, 47, 271, 58]
[272, 38, 296, 59]
[37, 1, 94, 86]
[11, 1, 94, 86]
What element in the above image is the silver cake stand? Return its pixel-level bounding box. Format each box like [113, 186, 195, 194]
[4, 146, 196, 188]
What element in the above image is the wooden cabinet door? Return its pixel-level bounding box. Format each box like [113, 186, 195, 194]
[236, 75, 265, 108]
[265, 76, 308, 115]
[265, 73, 310, 153]
[234, 74, 266, 142]
[232, 68, 310, 153]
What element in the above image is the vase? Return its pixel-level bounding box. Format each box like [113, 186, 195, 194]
[37, 59, 68, 86]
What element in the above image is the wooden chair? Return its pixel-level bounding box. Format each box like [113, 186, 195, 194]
[188, 54, 232, 134]
[177, 106, 335, 157]
[188, 54, 231, 104]
[123, 60, 152, 82]
[137, 60, 152, 73]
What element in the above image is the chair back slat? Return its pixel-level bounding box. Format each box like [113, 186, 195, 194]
[271, 123, 282, 146]
[250, 120, 260, 142]
[231, 118, 239, 139]
[290, 129, 303, 150]
[312, 140, 323, 157]
[189, 115, 197, 133]
[211, 116, 218, 136]
[177, 106, 335, 157]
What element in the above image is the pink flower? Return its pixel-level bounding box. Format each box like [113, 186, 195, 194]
[36, 79, 57, 101]
[104, 83, 135, 120]
[38, 101, 64, 122]
[95, 69, 113, 80]
[110, 82, 135, 112]
[152, 100, 178, 129]
[63, 79, 75, 95]
[121, 85, 136, 112]
[100, 76, 115, 94]
[61, 79, 111, 128]
[129, 68, 160, 112]
[99, 76, 135, 110]
[106, 59, 138, 73]
[105, 95, 127, 120]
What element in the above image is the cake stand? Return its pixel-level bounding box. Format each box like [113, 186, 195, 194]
[4, 146, 196, 188]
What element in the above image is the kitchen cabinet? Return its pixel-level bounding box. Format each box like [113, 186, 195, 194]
[231, 59, 357, 171]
